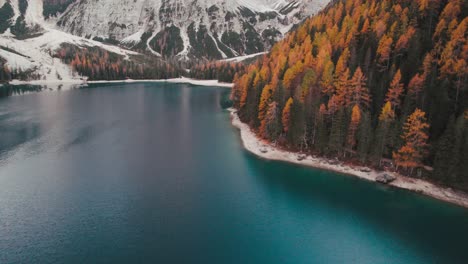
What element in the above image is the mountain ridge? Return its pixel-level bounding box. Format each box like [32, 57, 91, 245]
[54, 0, 329, 59]
[0, 0, 329, 82]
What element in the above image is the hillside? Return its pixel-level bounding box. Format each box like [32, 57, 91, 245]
[0, 0, 329, 82]
[54, 0, 329, 60]
[231, 0, 468, 190]
[0, 0, 182, 83]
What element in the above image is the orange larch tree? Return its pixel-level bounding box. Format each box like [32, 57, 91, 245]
[393, 108, 430, 173]
[335, 68, 351, 107]
[347, 104, 362, 150]
[385, 70, 404, 110]
[321, 60, 335, 95]
[377, 34, 393, 70]
[282, 98, 294, 134]
[258, 84, 274, 125]
[348, 67, 371, 110]
[407, 73, 425, 99]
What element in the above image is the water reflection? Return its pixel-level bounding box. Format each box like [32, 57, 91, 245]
[0, 85, 45, 98]
[0, 84, 86, 98]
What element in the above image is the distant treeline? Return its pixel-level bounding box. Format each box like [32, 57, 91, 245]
[0, 58, 41, 82]
[0, 85, 45, 98]
[54, 44, 183, 81]
[188, 61, 247, 83]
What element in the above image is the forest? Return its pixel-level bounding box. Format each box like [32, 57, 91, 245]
[231, 0, 468, 190]
[189, 61, 246, 83]
[54, 44, 183, 81]
[0, 56, 42, 82]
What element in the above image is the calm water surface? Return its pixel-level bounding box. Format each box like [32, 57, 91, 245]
[0, 83, 467, 264]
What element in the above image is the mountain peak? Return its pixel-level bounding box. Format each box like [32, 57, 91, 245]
[53, 0, 330, 60]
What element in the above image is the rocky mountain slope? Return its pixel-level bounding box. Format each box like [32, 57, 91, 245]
[0, 0, 144, 83]
[0, 0, 329, 82]
[54, 0, 330, 59]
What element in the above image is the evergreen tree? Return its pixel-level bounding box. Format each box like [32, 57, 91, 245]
[328, 108, 346, 155]
[459, 115, 468, 189]
[433, 117, 459, 183]
[289, 100, 306, 148]
[315, 104, 329, 153]
[357, 111, 372, 163]
[262, 102, 282, 141]
[372, 102, 395, 166]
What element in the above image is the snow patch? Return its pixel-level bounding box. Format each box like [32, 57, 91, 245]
[24, 0, 45, 25]
[9, 0, 20, 23]
[54, 0, 331, 58]
[222, 52, 267, 62]
[88, 77, 234, 88]
[0, 48, 34, 70]
[121, 30, 144, 45]
[209, 33, 227, 59]
[0, 26, 140, 82]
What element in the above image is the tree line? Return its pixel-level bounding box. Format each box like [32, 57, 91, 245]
[189, 61, 246, 83]
[0, 58, 42, 82]
[54, 44, 183, 81]
[231, 0, 468, 190]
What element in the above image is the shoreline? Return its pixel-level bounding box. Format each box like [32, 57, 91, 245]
[87, 77, 234, 87]
[229, 108, 468, 209]
[4, 77, 234, 88]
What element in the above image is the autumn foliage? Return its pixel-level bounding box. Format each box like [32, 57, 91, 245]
[232, 0, 468, 190]
[189, 61, 246, 83]
[393, 109, 430, 171]
[55, 44, 182, 81]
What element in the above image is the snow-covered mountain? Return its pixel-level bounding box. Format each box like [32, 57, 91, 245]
[0, 0, 329, 82]
[0, 0, 141, 83]
[54, 0, 330, 59]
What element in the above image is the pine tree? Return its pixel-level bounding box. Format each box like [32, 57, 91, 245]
[289, 100, 306, 148]
[315, 104, 329, 153]
[373, 102, 396, 166]
[328, 108, 346, 155]
[433, 117, 459, 183]
[357, 111, 372, 163]
[261, 102, 281, 141]
[459, 115, 468, 189]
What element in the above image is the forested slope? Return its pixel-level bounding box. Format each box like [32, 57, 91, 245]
[231, 0, 468, 190]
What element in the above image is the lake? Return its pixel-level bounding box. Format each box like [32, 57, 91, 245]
[0, 83, 467, 263]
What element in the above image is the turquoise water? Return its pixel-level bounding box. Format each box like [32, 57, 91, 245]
[0, 83, 467, 263]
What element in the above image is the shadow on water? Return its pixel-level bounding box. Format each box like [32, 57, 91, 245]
[243, 151, 468, 263]
[0, 120, 41, 159]
[59, 120, 121, 153]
